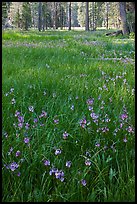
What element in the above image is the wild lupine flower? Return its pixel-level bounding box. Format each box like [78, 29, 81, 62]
[55, 170, 64, 182]
[95, 143, 100, 147]
[11, 98, 16, 104]
[85, 159, 91, 166]
[123, 138, 128, 143]
[102, 127, 109, 133]
[120, 123, 123, 128]
[120, 113, 128, 120]
[66, 161, 72, 168]
[103, 84, 108, 91]
[24, 137, 30, 144]
[18, 123, 23, 129]
[49, 167, 58, 175]
[33, 118, 38, 123]
[17, 172, 21, 176]
[9, 162, 19, 171]
[25, 123, 30, 130]
[105, 118, 111, 123]
[18, 116, 24, 123]
[127, 126, 134, 133]
[81, 179, 87, 186]
[40, 123, 44, 127]
[90, 112, 98, 120]
[55, 149, 62, 155]
[88, 106, 93, 111]
[54, 118, 59, 124]
[63, 131, 69, 139]
[28, 106, 34, 112]
[80, 118, 87, 128]
[16, 150, 21, 157]
[39, 111, 47, 118]
[8, 147, 13, 155]
[15, 110, 20, 117]
[44, 160, 50, 166]
[85, 151, 91, 157]
[70, 105, 74, 110]
[86, 98, 94, 105]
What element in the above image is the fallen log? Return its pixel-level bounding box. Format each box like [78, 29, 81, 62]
[106, 30, 123, 36]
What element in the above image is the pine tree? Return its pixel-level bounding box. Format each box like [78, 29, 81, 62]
[22, 2, 32, 30]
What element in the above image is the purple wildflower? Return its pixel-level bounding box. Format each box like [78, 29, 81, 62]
[28, 106, 34, 112]
[9, 162, 19, 171]
[120, 113, 128, 120]
[123, 138, 128, 143]
[88, 106, 93, 111]
[24, 137, 30, 144]
[86, 98, 94, 105]
[18, 123, 23, 129]
[55, 170, 64, 182]
[55, 149, 62, 155]
[85, 159, 91, 166]
[15, 110, 20, 117]
[127, 126, 134, 133]
[16, 150, 21, 157]
[85, 151, 91, 157]
[80, 118, 87, 128]
[25, 123, 30, 130]
[81, 179, 87, 186]
[102, 127, 109, 133]
[63, 131, 69, 139]
[49, 167, 58, 176]
[39, 111, 47, 118]
[54, 119, 59, 124]
[8, 147, 13, 155]
[90, 112, 98, 120]
[70, 105, 74, 110]
[66, 161, 72, 168]
[120, 123, 123, 128]
[95, 143, 100, 147]
[44, 160, 50, 166]
[18, 116, 24, 123]
[33, 118, 38, 123]
[17, 172, 21, 176]
[49, 167, 65, 182]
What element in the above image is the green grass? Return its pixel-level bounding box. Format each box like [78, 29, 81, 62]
[2, 29, 135, 202]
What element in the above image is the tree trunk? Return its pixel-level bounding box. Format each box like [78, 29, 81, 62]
[38, 2, 42, 31]
[106, 2, 109, 29]
[119, 2, 129, 35]
[68, 2, 71, 30]
[85, 2, 89, 31]
[92, 2, 94, 30]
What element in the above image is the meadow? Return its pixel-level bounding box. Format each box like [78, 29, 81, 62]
[2, 29, 135, 202]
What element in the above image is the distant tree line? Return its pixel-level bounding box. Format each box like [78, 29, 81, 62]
[2, 2, 135, 34]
